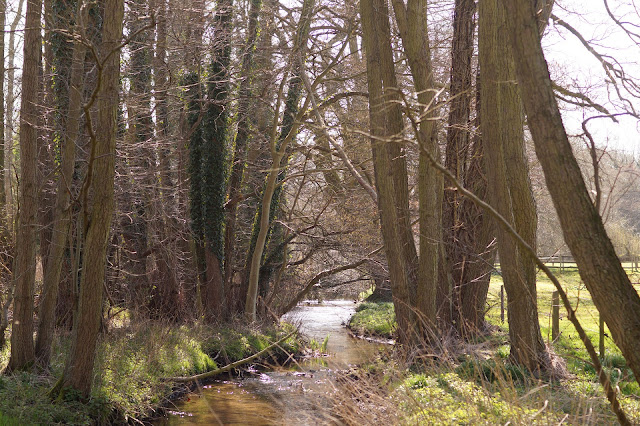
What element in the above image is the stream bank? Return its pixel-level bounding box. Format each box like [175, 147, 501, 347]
[0, 324, 301, 425]
[156, 300, 385, 425]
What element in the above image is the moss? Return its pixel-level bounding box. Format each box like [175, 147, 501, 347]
[349, 301, 396, 339]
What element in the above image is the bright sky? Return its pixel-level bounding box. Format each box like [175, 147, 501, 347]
[544, 0, 640, 157]
[2, 0, 639, 158]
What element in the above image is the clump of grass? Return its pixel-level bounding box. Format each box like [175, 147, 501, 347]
[349, 301, 395, 339]
[204, 322, 300, 365]
[0, 372, 98, 425]
[307, 334, 330, 354]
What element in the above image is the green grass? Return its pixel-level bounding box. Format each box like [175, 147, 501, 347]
[344, 270, 640, 423]
[0, 322, 301, 425]
[349, 301, 396, 339]
[0, 411, 22, 426]
[487, 269, 640, 386]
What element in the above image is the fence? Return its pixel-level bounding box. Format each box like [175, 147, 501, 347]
[496, 254, 640, 273]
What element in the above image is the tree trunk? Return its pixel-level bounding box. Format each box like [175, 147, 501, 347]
[8, 0, 42, 372]
[479, 0, 548, 372]
[500, 0, 640, 383]
[440, 0, 478, 333]
[456, 92, 496, 333]
[4, 0, 24, 229]
[224, 0, 262, 295]
[148, 0, 182, 320]
[61, 0, 123, 396]
[360, 0, 419, 344]
[244, 0, 315, 321]
[0, 0, 5, 209]
[200, 0, 233, 319]
[391, 0, 441, 333]
[35, 0, 88, 366]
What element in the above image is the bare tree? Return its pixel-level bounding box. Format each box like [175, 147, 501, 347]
[501, 0, 640, 382]
[8, 0, 42, 372]
[58, 0, 124, 396]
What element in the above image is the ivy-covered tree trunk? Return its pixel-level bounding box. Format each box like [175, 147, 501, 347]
[198, 0, 232, 319]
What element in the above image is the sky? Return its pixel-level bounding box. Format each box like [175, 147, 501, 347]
[1, 0, 639, 157]
[544, 0, 640, 157]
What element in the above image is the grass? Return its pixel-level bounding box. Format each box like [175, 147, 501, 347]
[340, 269, 640, 423]
[487, 269, 640, 388]
[0, 321, 301, 425]
[348, 301, 396, 339]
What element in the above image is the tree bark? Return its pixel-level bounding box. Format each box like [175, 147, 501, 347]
[8, 0, 42, 372]
[61, 0, 123, 396]
[439, 0, 477, 333]
[224, 0, 262, 294]
[35, 0, 88, 366]
[148, 0, 183, 320]
[479, 0, 548, 372]
[200, 0, 233, 319]
[500, 0, 640, 382]
[0, 0, 5, 209]
[244, 0, 315, 321]
[360, 0, 419, 344]
[391, 0, 441, 332]
[4, 0, 24, 228]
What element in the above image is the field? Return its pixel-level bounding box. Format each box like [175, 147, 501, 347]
[346, 268, 640, 424]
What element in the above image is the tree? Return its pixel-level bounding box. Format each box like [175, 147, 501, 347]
[500, 0, 640, 382]
[59, 0, 123, 396]
[8, 0, 42, 372]
[35, 0, 89, 366]
[437, 0, 496, 336]
[147, 0, 183, 320]
[199, 0, 232, 319]
[244, 0, 315, 321]
[360, 0, 420, 343]
[224, 0, 262, 296]
[0, 0, 5, 210]
[479, 0, 549, 372]
[390, 0, 442, 334]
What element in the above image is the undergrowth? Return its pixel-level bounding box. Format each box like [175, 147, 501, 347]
[0, 322, 301, 425]
[341, 269, 640, 423]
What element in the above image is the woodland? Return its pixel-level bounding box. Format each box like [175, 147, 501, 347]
[0, 0, 639, 424]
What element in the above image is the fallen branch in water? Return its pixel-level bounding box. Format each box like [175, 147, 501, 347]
[166, 331, 297, 383]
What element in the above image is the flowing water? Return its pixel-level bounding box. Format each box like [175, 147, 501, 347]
[156, 300, 384, 425]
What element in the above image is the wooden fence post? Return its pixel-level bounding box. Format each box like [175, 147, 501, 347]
[599, 315, 605, 359]
[500, 285, 504, 323]
[552, 290, 559, 341]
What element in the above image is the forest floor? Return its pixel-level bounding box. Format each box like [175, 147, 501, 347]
[344, 269, 640, 424]
[0, 321, 301, 425]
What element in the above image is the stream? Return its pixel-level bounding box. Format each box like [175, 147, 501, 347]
[155, 300, 383, 425]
